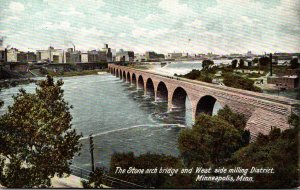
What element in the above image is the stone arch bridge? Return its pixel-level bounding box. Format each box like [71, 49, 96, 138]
[108, 64, 299, 138]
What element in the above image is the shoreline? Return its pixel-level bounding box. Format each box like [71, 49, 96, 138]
[0, 78, 37, 89]
[47, 69, 108, 78]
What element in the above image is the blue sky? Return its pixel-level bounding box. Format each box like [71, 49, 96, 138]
[0, 0, 299, 54]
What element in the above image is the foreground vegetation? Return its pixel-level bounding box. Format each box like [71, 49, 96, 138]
[0, 76, 82, 188]
[84, 105, 298, 188]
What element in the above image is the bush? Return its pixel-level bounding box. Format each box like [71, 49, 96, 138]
[223, 73, 262, 92]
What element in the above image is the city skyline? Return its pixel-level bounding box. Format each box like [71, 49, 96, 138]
[0, 0, 300, 54]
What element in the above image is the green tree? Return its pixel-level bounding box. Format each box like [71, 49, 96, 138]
[180, 69, 201, 80]
[0, 76, 82, 188]
[227, 114, 299, 188]
[223, 73, 262, 92]
[202, 60, 214, 71]
[231, 59, 238, 69]
[39, 67, 48, 75]
[82, 167, 107, 188]
[178, 69, 213, 83]
[178, 114, 242, 167]
[290, 58, 299, 69]
[239, 59, 245, 68]
[217, 105, 246, 130]
[217, 105, 250, 146]
[259, 57, 270, 67]
[253, 57, 259, 64]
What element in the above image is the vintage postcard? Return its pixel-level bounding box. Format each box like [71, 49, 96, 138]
[0, 0, 299, 189]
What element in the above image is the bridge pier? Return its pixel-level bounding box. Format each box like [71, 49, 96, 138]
[167, 101, 173, 112]
[144, 82, 147, 96]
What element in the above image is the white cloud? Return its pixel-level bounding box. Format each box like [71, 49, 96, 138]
[118, 33, 127, 37]
[9, 2, 25, 12]
[0, 16, 20, 24]
[40, 21, 71, 31]
[132, 26, 176, 38]
[60, 7, 85, 18]
[158, 0, 192, 14]
[185, 19, 206, 30]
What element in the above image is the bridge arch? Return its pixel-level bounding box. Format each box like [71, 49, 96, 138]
[116, 69, 119, 77]
[172, 87, 189, 108]
[123, 71, 126, 81]
[138, 75, 144, 89]
[156, 81, 168, 101]
[195, 95, 217, 116]
[146, 78, 155, 96]
[132, 73, 137, 86]
[120, 70, 123, 79]
[127, 72, 130, 83]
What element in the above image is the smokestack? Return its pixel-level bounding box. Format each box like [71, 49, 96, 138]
[270, 53, 273, 76]
[4, 48, 7, 62]
[72, 42, 75, 52]
[62, 50, 65, 63]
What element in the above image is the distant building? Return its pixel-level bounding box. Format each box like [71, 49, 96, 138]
[111, 49, 116, 61]
[81, 52, 88, 63]
[0, 48, 7, 63]
[102, 44, 113, 62]
[228, 53, 243, 59]
[17, 51, 36, 63]
[274, 53, 300, 59]
[144, 51, 165, 61]
[134, 54, 146, 62]
[65, 48, 81, 63]
[7, 48, 18, 62]
[267, 75, 299, 89]
[245, 51, 256, 58]
[116, 49, 134, 62]
[166, 52, 182, 59]
[36, 46, 63, 63]
[11, 62, 29, 72]
[88, 50, 107, 62]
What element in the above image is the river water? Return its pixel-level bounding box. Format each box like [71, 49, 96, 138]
[0, 72, 195, 170]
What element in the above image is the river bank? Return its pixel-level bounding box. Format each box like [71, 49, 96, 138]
[47, 69, 108, 77]
[0, 78, 37, 89]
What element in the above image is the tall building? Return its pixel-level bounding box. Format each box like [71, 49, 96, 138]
[6, 48, 18, 62]
[36, 46, 63, 63]
[88, 50, 107, 62]
[102, 44, 113, 62]
[17, 51, 37, 63]
[116, 49, 134, 62]
[65, 48, 81, 63]
[81, 52, 88, 63]
[134, 53, 146, 62]
[0, 48, 6, 63]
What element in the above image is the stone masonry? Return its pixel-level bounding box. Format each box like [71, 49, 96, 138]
[108, 65, 299, 139]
